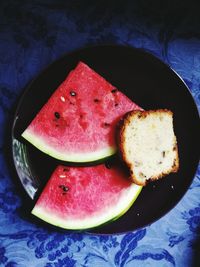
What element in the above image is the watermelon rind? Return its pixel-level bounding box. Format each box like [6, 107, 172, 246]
[22, 129, 116, 162]
[31, 184, 142, 230]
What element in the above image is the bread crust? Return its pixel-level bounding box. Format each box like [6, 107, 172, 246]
[118, 109, 179, 186]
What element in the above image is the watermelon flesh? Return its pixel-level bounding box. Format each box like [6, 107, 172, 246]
[32, 164, 142, 230]
[22, 62, 141, 162]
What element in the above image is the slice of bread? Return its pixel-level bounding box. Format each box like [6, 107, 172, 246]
[119, 109, 179, 186]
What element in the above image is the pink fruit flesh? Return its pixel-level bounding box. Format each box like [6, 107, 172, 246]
[35, 164, 132, 219]
[24, 62, 141, 154]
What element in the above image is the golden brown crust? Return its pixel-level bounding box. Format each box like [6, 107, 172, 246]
[118, 109, 179, 186]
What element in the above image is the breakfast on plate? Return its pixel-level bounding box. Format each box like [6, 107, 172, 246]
[21, 62, 179, 230]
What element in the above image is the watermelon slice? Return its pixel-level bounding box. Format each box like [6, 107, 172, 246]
[22, 62, 141, 162]
[32, 164, 142, 230]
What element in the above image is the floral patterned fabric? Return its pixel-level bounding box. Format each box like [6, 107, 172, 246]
[0, 1, 200, 266]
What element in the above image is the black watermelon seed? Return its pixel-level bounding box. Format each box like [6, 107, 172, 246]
[59, 185, 69, 192]
[94, 98, 100, 103]
[63, 186, 69, 192]
[111, 89, 118, 93]
[115, 103, 118, 107]
[54, 112, 60, 119]
[105, 161, 111, 169]
[104, 123, 110, 127]
[63, 168, 70, 172]
[70, 91, 76, 96]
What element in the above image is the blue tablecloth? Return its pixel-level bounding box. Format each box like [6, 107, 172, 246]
[0, 1, 199, 266]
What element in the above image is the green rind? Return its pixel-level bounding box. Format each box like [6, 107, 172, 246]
[22, 129, 116, 162]
[112, 185, 142, 221]
[31, 184, 142, 230]
[86, 185, 143, 230]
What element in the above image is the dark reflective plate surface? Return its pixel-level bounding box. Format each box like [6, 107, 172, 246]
[12, 45, 200, 234]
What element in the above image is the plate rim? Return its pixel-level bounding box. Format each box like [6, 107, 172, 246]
[11, 44, 200, 234]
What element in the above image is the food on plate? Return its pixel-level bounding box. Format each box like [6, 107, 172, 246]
[22, 60, 179, 231]
[22, 62, 141, 163]
[118, 109, 179, 186]
[31, 163, 142, 230]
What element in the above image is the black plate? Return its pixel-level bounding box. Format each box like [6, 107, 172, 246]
[12, 45, 200, 234]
